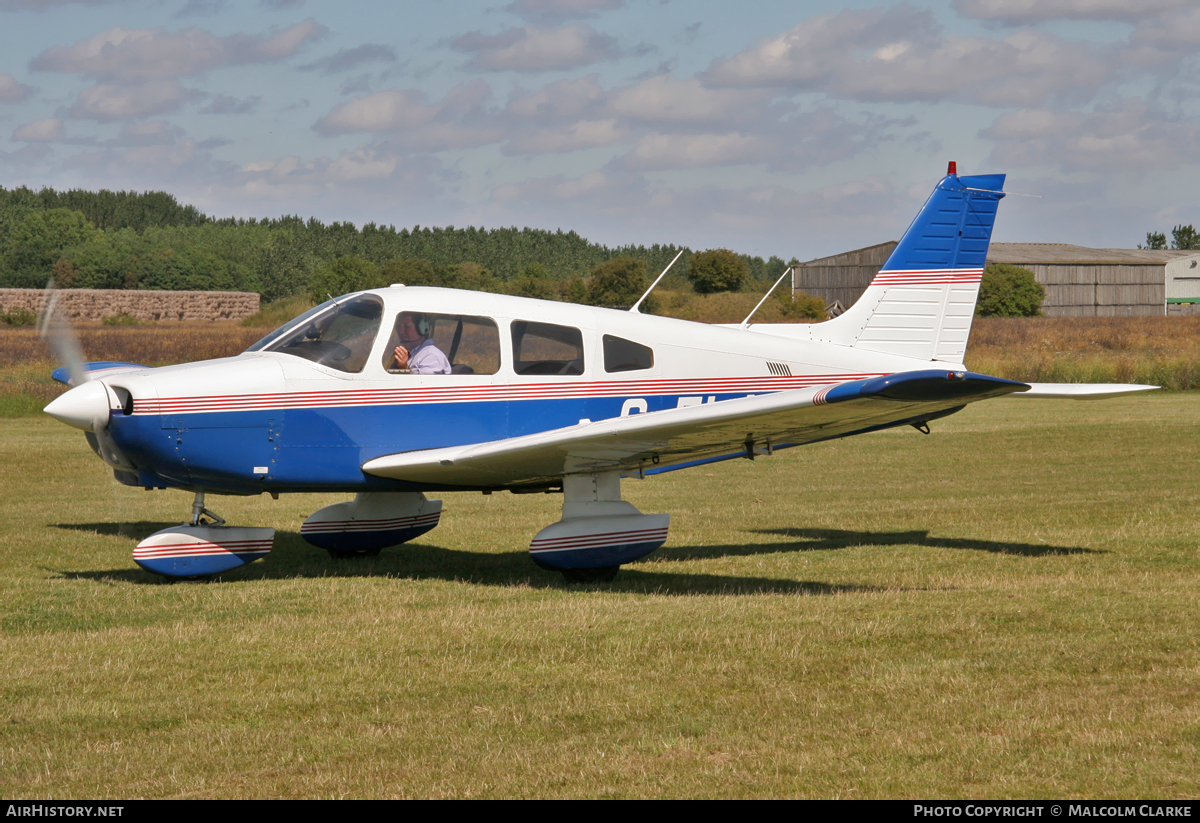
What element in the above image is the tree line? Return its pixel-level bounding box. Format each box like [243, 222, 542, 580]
[1140, 225, 1199, 251]
[0, 185, 790, 303]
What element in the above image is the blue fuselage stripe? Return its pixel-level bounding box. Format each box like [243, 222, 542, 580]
[109, 393, 759, 493]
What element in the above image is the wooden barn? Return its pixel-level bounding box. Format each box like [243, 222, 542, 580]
[792, 242, 1200, 317]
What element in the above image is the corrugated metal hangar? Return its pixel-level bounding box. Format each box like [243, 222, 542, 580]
[793, 242, 1200, 316]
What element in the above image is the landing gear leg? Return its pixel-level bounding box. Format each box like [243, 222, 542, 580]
[527, 471, 669, 583]
[190, 490, 226, 527]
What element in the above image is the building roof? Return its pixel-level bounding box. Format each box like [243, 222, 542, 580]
[988, 243, 1198, 265]
[801, 241, 1200, 268]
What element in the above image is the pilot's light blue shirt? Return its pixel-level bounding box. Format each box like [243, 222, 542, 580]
[409, 339, 451, 374]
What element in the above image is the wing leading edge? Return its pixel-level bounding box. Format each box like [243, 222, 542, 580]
[362, 370, 1028, 488]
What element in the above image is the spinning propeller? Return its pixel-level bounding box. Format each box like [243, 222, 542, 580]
[39, 283, 115, 436]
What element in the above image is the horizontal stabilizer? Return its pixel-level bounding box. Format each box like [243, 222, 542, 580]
[1007, 383, 1158, 400]
[52, 361, 149, 386]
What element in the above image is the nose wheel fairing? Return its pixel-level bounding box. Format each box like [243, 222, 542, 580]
[133, 524, 275, 578]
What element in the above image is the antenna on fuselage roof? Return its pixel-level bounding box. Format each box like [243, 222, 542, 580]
[738, 265, 795, 330]
[629, 248, 685, 313]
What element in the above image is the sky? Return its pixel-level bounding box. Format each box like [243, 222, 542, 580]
[1, 0, 1198, 260]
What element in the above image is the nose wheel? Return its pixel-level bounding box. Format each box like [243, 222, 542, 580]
[560, 566, 620, 584]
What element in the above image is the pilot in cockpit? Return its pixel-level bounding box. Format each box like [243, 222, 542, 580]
[387, 312, 451, 374]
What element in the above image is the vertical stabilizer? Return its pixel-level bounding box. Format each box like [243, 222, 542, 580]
[809, 167, 1005, 363]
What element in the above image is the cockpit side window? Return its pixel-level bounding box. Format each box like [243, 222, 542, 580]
[256, 294, 383, 373]
[603, 335, 654, 373]
[511, 321, 585, 375]
[381, 313, 501, 375]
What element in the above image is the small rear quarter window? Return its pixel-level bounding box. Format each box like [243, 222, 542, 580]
[603, 335, 654, 373]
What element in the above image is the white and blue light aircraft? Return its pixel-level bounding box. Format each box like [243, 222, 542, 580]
[41, 165, 1155, 581]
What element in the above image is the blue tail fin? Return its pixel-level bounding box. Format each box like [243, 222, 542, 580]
[805, 167, 1006, 363]
[882, 172, 1005, 272]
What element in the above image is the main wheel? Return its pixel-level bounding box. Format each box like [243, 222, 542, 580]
[560, 566, 620, 584]
[325, 547, 383, 559]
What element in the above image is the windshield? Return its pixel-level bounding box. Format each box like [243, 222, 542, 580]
[247, 294, 384, 373]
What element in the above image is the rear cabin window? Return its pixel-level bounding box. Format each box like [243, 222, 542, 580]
[603, 335, 654, 373]
[381, 313, 500, 375]
[511, 321, 585, 375]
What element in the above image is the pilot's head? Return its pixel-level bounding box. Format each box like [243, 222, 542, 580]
[396, 312, 431, 347]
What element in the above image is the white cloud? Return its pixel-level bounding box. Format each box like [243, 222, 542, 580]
[506, 75, 605, 118]
[504, 118, 627, 154]
[981, 99, 1200, 171]
[619, 132, 763, 170]
[62, 136, 234, 184]
[199, 93, 259, 114]
[299, 43, 397, 75]
[313, 80, 501, 151]
[68, 80, 197, 121]
[0, 0, 111, 8]
[0, 73, 35, 103]
[13, 117, 61, 141]
[504, 0, 623, 18]
[704, 6, 1114, 106]
[175, 0, 225, 18]
[492, 169, 646, 212]
[29, 19, 327, 81]
[953, 0, 1188, 24]
[223, 144, 451, 205]
[1130, 5, 1200, 49]
[608, 75, 762, 124]
[452, 24, 618, 72]
[315, 89, 440, 134]
[114, 119, 184, 146]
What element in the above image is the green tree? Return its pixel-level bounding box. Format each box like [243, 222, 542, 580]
[440, 261, 505, 293]
[381, 258, 438, 287]
[559, 276, 588, 304]
[687, 248, 749, 294]
[765, 255, 788, 283]
[1171, 224, 1199, 250]
[975, 263, 1044, 317]
[308, 256, 384, 302]
[508, 263, 559, 300]
[586, 256, 650, 309]
[4, 208, 101, 286]
[1141, 231, 1167, 250]
[775, 290, 827, 320]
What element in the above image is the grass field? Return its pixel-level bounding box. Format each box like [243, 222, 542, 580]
[1, 395, 1196, 798]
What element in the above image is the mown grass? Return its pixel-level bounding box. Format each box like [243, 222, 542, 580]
[1, 396, 1196, 798]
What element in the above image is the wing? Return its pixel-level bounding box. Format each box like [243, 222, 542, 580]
[1007, 383, 1158, 399]
[362, 370, 1027, 488]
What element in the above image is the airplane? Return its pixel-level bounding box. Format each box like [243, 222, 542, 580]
[40, 163, 1156, 582]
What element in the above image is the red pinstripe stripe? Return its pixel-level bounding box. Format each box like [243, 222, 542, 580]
[133, 373, 886, 415]
[300, 513, 440, 533]
[531, 527, 668, 552]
